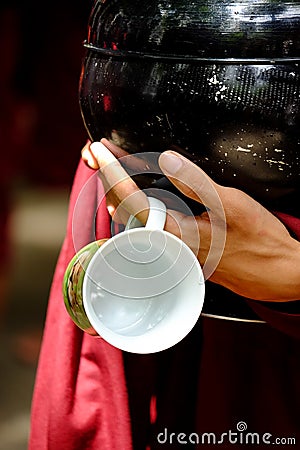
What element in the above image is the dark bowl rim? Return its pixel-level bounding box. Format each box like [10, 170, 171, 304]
[84, 42, 300, 65]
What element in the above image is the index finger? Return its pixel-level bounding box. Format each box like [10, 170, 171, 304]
[90, 141, 150, 224]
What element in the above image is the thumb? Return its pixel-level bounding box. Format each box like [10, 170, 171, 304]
[159, 151, 227, 280]
[158, 151, 226, 216]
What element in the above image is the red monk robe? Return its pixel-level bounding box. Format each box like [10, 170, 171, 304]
[29, 159, 300, 450]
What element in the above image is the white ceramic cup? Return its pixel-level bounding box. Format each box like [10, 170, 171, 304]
[83, 197, 205, 353]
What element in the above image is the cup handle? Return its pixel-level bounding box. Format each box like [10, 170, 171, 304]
[125, 197, 166, 231]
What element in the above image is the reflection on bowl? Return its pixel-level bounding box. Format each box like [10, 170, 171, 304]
[79, 0, 300, 214]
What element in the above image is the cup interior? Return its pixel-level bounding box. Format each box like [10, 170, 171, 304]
[83, 228, 204, 353]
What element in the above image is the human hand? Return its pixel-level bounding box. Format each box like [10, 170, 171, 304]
[82, 139, 300, 302]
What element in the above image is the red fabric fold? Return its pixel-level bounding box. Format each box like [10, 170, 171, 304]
[29, 163, 300, 449]
[29, 160, 132, 450]
[275, 211, 300, 239]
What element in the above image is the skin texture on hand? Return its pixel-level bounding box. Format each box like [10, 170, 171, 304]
[81, 139, 300, 303]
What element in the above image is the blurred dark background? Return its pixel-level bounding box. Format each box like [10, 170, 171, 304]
[0, 1, 94, 448]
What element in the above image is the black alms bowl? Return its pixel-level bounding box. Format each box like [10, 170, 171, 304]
[79, 0, 300, 214]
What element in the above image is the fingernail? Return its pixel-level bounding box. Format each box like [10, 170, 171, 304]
[90, 141, 105, 159]
[159, 152, 183, 175]
[90, 141, 101, 154]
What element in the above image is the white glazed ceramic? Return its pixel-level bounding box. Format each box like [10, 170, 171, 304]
[83, 197, 205, 353]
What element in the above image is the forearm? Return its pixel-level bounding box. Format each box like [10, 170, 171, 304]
[268, 212, 300, 302]
[211, 231, 300, 303]
[263, 235, 300, 302]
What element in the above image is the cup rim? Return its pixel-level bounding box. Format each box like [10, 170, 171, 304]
[82, 227, 205, 353]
